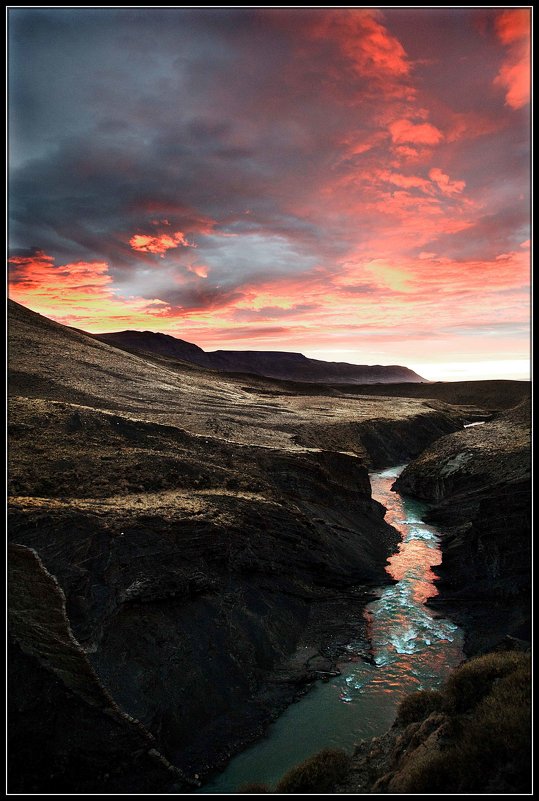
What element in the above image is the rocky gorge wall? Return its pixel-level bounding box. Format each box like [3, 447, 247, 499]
[393, 399, 531, 655]
[8, 543, 192, 794]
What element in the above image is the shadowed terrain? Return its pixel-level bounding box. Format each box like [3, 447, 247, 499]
[7, 299, 530, 792]
[274, 649, 531, 795]
[394, 398, 531, 655]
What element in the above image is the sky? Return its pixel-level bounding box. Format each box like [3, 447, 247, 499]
[8, 7, 531, 381]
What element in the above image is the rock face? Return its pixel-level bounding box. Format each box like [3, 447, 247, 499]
[8, 423, 401, 783]
[292, 410, 462, 469]
[8, 543, 191, 793]
[94, 328, 426, 384]
[8, 438, 400, 776]
[393, 399, 531, 655]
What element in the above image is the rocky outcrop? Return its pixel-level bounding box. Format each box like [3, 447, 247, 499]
[292, 410, 463, 469]
[393, 400, 531, 654]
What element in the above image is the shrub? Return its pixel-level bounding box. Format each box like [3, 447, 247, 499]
[398, 653, 531, 794]
[275, 748, 350, 793]
[396, 689, 444, 726]
[236, 782, 270, 793]
[393, 749, 458, 794]
[454, 659, 532, 789]
[443, 651, 528, 713]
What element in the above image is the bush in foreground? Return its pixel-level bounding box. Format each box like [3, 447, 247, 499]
[395, 688, 444, 726]
[236, 782, 270, 793]
[396, 651, 531, 793]
[443, 650, 527, 713]
[236, 651, 530, 794]
[275, 748, 350, 794]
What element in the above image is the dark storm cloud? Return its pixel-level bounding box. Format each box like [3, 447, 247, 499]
[9, 6, 370, 313]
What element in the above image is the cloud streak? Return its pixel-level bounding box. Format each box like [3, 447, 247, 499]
[494, 9, 530, 110]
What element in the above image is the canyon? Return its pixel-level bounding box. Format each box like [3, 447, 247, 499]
[7, 299, 530, 793]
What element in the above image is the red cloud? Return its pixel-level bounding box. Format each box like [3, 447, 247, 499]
[495, 9, 530, 46]
[494, 9, 530, 110]
[392, 145, 422, 160]
[8, 249, 55, 274]
[9, 250, 111, 292]
[389, 119, 443, 145]
[428, 168, 466, 196]
[8, 250, 170, 328]
[340, 10, 409, 78]
[445, 110, 504, 143]
[307, 9, 410, 79]
[187, 264, 209, 278]
[382, 171, 435, 195]
[130, 231, 194, 255]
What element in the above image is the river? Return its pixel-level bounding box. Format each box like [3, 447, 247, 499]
[199, 464, 464, 793]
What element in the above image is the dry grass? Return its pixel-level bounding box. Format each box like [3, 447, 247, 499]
[395, 689, 444, 726]
[274, 748, 350, 793]
[236, 782, 270, 793]
[443, 650, 527, 713]
[397, 651, 531, 793]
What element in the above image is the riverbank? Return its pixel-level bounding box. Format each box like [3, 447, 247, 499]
[336, 645, 531, 794]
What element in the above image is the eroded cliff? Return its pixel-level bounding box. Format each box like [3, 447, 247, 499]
[393, 399, 531, 654]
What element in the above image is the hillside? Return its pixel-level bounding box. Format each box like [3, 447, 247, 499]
[93, 329, 426, 384]
[8, 299, 468, 791]
[322, 379, 530, 411]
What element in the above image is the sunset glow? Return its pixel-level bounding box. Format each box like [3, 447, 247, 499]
[8, 8, 530, 380]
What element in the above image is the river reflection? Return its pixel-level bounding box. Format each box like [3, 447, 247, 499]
[200, 464, 463, 793]
[369, 466, 459, 655]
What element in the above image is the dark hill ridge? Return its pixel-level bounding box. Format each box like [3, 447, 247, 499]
[93, 329, 426, 384]
[92, 329, 209, 366]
